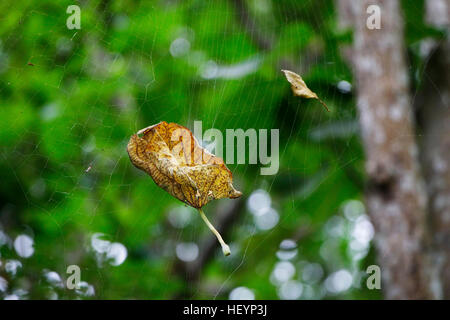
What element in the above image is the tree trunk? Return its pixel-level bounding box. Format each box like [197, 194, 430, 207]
[417, 0, 450, 299]
[338, 0, 434, 299]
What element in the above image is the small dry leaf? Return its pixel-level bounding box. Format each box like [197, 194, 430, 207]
[127, 121, 242, 256]
[281, 69, 329, 112]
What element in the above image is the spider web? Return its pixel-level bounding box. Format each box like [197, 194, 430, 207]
[1, 0, 431, 300]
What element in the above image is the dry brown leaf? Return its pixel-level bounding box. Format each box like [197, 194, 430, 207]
[281, 69, 330, 112]
[127, 121, 242, 208]
[127, 121, 242, 255]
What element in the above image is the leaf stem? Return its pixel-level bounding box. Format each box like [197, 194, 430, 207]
[317, 98, 330, 112]
[198, 208, 231, 256]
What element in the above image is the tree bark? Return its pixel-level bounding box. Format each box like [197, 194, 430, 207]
[417, 0, 450, 299]
[338, 0, 434, 299]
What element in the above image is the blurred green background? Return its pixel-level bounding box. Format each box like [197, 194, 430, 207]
[0, 0, 433, 300]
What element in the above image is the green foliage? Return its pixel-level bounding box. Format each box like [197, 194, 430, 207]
[0, 0, 427, 300]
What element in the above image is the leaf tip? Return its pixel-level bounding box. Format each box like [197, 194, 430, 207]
[229, 187, 242, 199]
